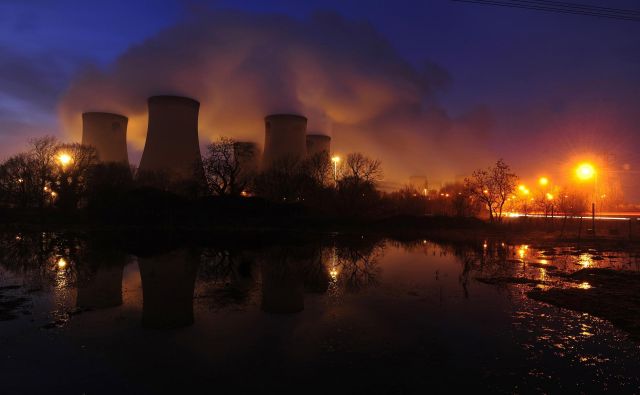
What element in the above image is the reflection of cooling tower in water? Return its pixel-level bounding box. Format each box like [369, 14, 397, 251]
[76, 256, 126, 309]
[138, 96, 203, 181]
[82, 112, 129, 164]
[306, 134, 331, 157]
[260, 249, 304, 314]
[262, 114, 307, 169]
[138, 249, 199, 329]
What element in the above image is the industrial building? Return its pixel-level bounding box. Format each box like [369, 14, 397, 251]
[138, 95, 203, 181]
[81, 112, 129, 164]
[262, 114, 307, 169]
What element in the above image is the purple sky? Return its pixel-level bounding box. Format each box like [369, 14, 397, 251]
[1, 0, 639, 197]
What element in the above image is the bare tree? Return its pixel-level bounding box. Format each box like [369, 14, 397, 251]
[302, 151, 332, 188]
[465, 159, 517, 223]
[28, 136, 58, 208]
[202, 138, 256, 196]
[0, 154, 37, 208]
[342, 153, 383, 185]
[52, 143, 98, 210]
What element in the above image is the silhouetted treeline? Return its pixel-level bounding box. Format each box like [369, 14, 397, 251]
[0, 135, 490, 227]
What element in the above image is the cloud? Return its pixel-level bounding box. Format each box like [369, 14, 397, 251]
[59, 9, 493, 183]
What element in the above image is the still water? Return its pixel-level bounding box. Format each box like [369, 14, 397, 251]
[0, 232, 639, 394]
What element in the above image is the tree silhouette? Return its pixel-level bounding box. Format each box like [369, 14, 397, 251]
[465, 159, 517, 223]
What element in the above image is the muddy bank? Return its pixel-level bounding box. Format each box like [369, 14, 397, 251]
[528, 269, 640, 338]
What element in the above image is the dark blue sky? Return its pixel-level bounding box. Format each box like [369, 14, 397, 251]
[1, 0, 639, 192]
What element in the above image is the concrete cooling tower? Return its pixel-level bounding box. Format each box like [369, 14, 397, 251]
[262, 114, 307, 169]
[82, 112, 129, 164]
[306, 134, 331, 157]
[138, 95, 203, 180]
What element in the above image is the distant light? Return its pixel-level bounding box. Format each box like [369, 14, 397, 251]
[576, 163, 595, 180]
[57, 258, 67, 269]
[546, 193, 554, 201]
[518, 184, 530, 195]
[538, 177, 549, 186]
[17, 178, 24, 184]
[331, 156, 340, 163]
[578, 282, 592, 290]
[57, 153, 73, 167]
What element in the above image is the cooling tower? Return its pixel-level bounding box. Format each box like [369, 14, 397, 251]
[262, 114, 307, 169]
[306, 134, 331, 157]
[138, 95, 203, 180]
[81, 112, 129, 164]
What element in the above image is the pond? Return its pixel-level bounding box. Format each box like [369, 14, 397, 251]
[1, 232, 639, 393]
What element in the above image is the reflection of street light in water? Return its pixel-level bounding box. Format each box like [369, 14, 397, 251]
[578, 254, 593, 268]
[329, 246, 339, 281]
[517, 245, 528, 259]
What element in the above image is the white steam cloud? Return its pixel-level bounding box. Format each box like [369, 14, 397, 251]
[59, 9, 493, 185]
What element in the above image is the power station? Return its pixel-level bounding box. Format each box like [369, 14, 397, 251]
[262, 114, 307, 169]
[82, 112, 129, 164]
[306, 134, 331, 157]
[78, 97, 337, 184]
[138, 95, 203, 181]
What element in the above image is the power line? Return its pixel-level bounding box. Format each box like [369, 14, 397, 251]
[518, 0, 640, 16]
[450, 0, 640, 21]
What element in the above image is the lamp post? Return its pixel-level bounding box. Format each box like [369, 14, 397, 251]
[331, 156, 340, 187]
[576, 163, 596, 235]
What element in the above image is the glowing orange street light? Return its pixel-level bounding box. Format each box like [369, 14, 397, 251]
[576, 163, 595, 180]
[546, 193, 554, 201]
[518, 184, 530, 195]
[575, 162, 597, 234]
[57, 152, 73, 168]
[538, 177, 549, 187]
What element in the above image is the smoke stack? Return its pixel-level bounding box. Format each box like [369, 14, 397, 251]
[262, 114, 307, 169]
[81, 112, 129, 164]
[306, 134, 331, 157]
[138, 95, 203, 181]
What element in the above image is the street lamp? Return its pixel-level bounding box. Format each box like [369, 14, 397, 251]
[575, 162, 597, 234]
[57, 152, 73, 168]
[331, 156, 340, 185]
[538, 177, 549, 187]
